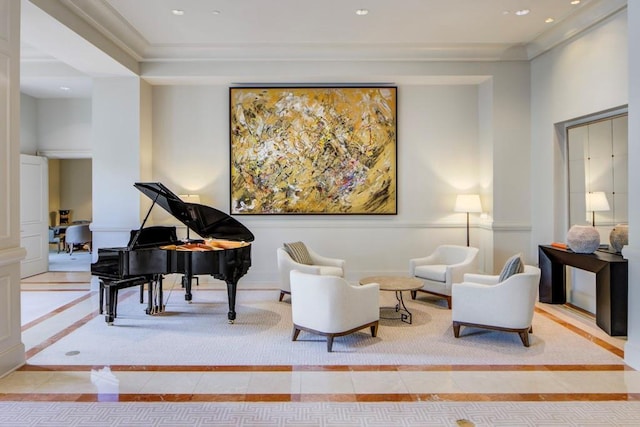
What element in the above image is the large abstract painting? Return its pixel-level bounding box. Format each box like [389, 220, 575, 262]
[229, 86, 397, 214]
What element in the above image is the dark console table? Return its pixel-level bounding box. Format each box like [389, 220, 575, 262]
[538, 245, 628, 336]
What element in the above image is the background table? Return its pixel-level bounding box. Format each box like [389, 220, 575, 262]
[360, 276, 423, 324]
[538, 245, 628, 336]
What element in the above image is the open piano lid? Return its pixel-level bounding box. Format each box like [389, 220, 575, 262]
[134, 182, 254, 242]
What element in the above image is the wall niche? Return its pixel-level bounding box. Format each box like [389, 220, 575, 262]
[567, 113, 628, 228]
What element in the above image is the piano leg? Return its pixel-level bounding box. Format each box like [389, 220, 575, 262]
[99, 280, 104, 314]
[159, 275, 164, 311]
[226, 280, 237, 323]
[146, 278, 154, 314]
[104, 281, 117, 325]
[183, 274, 193, 302]
[145, 275, 165, 315]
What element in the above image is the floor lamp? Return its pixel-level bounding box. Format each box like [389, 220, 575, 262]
[179, 194, 202, 288]
[179, 194, 201, 241]
[585, 192, 609, 227]
[454, 194, 482, 247]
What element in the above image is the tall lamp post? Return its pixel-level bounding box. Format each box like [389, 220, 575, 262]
[454, 194, 483, 247]
[179, 194, 201, 241]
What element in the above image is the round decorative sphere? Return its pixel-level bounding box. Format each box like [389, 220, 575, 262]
[566, 225, 600, 253]
[609, 224, 629, 253]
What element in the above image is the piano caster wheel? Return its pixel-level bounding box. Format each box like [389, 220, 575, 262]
[228, 319, 234, 324]
[107, 322, 114, 326]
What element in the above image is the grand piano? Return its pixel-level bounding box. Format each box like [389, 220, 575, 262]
[91, 182, 254, 325]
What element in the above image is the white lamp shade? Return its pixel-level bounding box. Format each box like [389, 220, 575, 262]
[179, 194, 201, 204]
[454, 194, 482, 213]
[585, 192, 609, 212]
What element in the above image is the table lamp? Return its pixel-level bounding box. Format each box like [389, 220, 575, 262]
[585, 192, 609, 226]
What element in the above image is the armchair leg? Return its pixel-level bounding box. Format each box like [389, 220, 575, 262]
[326, 335, 335, 352]
[452, 321, 461, 338]
[519, 330, 530, 347]
[292, 327, 301, 342]
[370, 322, 378, 338]
[411, 290, 417, 300]
[279, 291, 285, 302]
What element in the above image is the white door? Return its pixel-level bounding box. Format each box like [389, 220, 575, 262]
[20, 154, 49, 278]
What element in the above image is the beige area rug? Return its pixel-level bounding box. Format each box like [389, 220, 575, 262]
[1, 402, 639, 426]
[48, 250, 91, 272]
[27, 289, 624, 367]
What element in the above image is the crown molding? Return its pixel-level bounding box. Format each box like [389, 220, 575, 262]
[61, 0, 147, 62]
[526, 0, 627, 60]
[37, 150, 92, 159]
[139, 43, 529, 62]
[54, 0, 627, 63]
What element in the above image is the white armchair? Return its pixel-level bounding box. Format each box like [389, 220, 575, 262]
[451, 265, 541, 347]
[64, 224, 92, 254]
[290, 270, 379, 352]
[276, 245, 345, 301]
[409, 245, 479, 308]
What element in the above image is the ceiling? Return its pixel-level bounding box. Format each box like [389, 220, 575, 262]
[19, 0, 626, 98]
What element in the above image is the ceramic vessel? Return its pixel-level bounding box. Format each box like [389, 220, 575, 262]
[566, 225, 600, 253]
[609, 224, 629, 253]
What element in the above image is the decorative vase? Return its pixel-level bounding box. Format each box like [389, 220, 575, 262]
[609, 224, 629, 253]
[566, 225, 600, 253]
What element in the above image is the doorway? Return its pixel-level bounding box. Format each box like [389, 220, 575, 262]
[48, 158, 93, 272]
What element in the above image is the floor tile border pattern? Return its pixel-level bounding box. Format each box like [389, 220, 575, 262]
[2, 392, 640, 403]
[2, 401, 640, 427]
[21, 292, 96, 332]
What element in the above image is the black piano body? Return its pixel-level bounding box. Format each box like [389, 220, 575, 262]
[91, 182, 254, 324]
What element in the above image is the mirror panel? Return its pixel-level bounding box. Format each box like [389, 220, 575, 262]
[567, 114, 628, 227]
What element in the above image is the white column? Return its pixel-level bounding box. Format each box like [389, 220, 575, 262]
[489, 64, 533, 270]
[91, 77, 150, 258]
[0, 0, 26, 377]
[623, 1, 640, 369]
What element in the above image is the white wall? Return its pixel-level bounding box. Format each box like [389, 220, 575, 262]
[36, 98, 91, 153]
[147, 59, 531, 286]
[530, 10, 628, 249]
[20, 94, 38, 155]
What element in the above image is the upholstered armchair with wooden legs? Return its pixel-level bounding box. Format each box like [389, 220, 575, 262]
[289, 270, 379, 352]
[276, 244, 345, 302]
[451, 265, 541, 347]
[64, 224, 92, 254]
[409, 245, 479, 308]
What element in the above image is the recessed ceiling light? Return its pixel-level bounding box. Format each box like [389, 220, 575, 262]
[571, 0, 581, 5]
[502, 10, 510, 15]
[171, 9, 184, 16]
[59, 86, 70, 91]
[212, 10, 221, 15]
[515, 9, 530, 16]
[545, 17, 555, 23]
[355, 9, 369, 16]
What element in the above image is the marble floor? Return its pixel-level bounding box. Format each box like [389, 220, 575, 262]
[2, 271, 639, 426]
